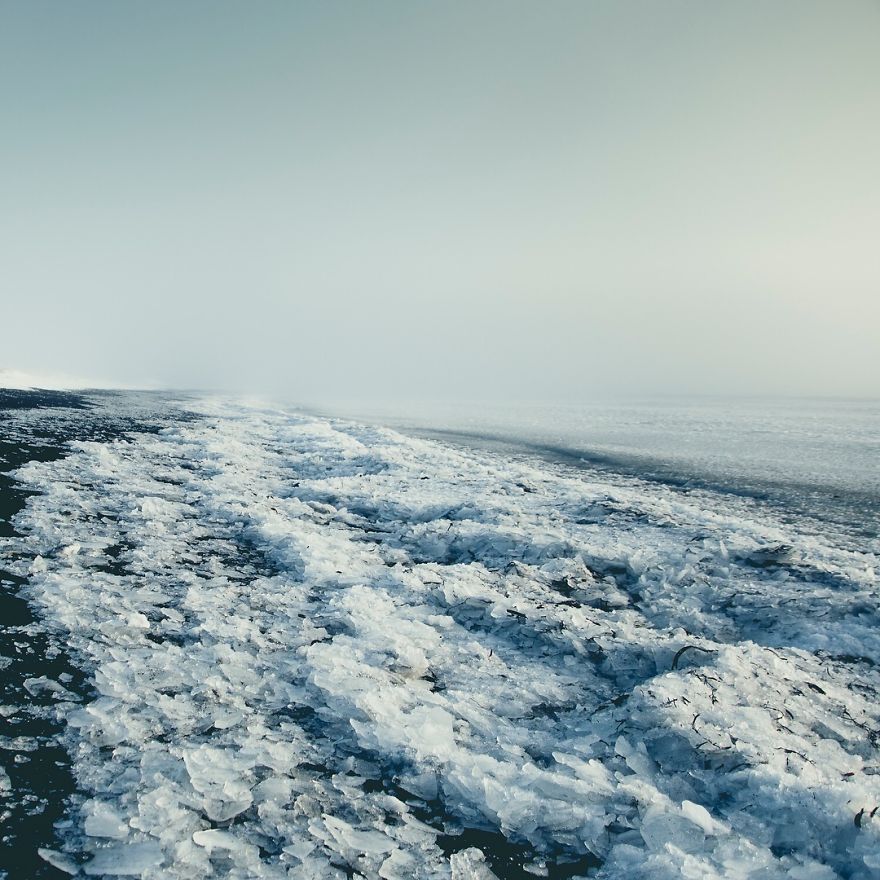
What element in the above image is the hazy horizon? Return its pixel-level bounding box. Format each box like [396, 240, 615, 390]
[3, 1, 879, 403]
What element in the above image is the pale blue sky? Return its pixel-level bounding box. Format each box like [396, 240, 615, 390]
[2, 1, 878, 401]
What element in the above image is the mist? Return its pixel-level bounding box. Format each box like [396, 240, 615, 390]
[2, 1, 879, 405]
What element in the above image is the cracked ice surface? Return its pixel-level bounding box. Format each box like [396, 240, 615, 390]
[5, 397, 880, 879]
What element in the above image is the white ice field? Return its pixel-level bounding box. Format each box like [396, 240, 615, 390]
[4, 396, 879, 879]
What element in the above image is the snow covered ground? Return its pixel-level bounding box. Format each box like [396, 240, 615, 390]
[2, 394, 879, 878]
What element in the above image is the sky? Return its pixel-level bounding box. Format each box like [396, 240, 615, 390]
[1, 1, 879, 404]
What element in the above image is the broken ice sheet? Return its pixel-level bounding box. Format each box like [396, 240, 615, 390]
[3, 395, 877, 879]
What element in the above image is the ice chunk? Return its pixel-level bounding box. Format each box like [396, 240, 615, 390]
[38, 848, 77, 875]
[323, 815, 397, 855]
[379, 848, 418, 879]
[450, 847, 500, 880]
[23, 676, 77, 699]
[395, 769, 439, 801]
[615, 736, 657, 778]
[84, 841, 163, 875]
[252, 776, 294, 804]
[182, 746, 254, 821]
[640, 807, 705, 853]
[191, 829, 259, 863]
[680, 800, 718, 836]
[786, 865, 839, 880]
[84, 800, 129, 839]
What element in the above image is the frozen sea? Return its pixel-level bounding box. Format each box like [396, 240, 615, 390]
[314, 397, 880, 551]
[1, 389, 878, 880]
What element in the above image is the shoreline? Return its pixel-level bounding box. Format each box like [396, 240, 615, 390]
[0, 389, 180, 878]
[1, 390, 99, 879]
[396, 425, 880, 551]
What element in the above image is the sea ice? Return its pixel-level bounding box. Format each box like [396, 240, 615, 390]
[2, 395, 877, 878]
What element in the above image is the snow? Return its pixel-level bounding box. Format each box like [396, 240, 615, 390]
[3, 396, 879, 878]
